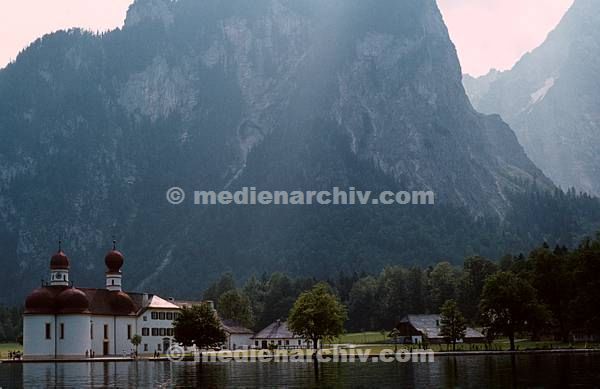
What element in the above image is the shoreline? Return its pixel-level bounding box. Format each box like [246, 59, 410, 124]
[2, 348, 599, 364]
[1, 357, 171, 364]
[428, 348, 600, 357]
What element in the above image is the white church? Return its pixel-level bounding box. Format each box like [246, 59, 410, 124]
[23, 243, 252, 359]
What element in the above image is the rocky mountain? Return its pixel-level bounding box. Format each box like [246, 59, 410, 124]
[464, 0, 600, 195]
[0, 0, 584, 304]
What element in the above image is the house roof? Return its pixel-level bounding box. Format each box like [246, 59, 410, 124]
[172, 299, 213, 309]
[400, 314, 484, 339]
[252, 320, 299, 339]
[221, 319, 254, 335]
[25, 286, 143, 316]
[81, 288, 138, 316]
[146, 295, 180, 309]
[24, 285, 187, 316]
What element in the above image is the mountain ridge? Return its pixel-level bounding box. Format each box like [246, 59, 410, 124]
[464, 0, 600, 195]
[0, 0, 585, 304]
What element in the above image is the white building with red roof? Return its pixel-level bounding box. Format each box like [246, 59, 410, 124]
[22, 243, 188, 359]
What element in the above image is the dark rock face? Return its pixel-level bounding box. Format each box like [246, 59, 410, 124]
[0, 0, 549, 302]
[464, 0, 600, 195]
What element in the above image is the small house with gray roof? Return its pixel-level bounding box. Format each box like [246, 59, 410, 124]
[221, 319, 254, 350]
[252, 320, 314, 349]
[393, 314, 485, 344]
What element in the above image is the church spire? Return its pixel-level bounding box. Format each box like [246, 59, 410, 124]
[49, 241, 70, 286]
[105, 240, 124, 292]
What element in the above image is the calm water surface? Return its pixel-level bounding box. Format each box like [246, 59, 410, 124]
[1, 353, 599, 388]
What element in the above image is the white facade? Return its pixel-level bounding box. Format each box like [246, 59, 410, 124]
[23, 247, 248, 359]
[225, 333, 254, 350]
[58, 315, 92, 356]
[136, 308, 180, 355]
[23, 314, 56, 357]
[89, 315, 138, 356]
[24, 305, 182, 359]
[24, 314, 99, 358]
[24, 246, 190, 359]
[252, 320, 312, 349]
[23, 301, 256, 358]
[252, 337, 312, 349]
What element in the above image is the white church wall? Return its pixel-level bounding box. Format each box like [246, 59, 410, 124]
[90, 315, 114, 356]
[56, 314, 91, 357]
[89, 315, 138, 356]
[23, 314, 56, 358]
[115, 316, 137, 356]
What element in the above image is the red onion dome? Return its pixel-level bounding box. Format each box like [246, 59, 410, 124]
[105, 250, 124, 273]
[25, 287, 56, 314]
[57, 287, 90, 314]
[109, 291, 136, 315]
[50, 250, 69, 270]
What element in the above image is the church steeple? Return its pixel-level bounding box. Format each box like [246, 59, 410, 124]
[105, 240, 124, 292]
[49, 241, 70, 286]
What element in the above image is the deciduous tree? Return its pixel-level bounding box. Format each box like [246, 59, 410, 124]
[288, 283, 347, 358]
[173, 304, 226, 356]
[439, 299, 467, 351]
[130, 334, 142, 357]
[479, 272, 544, 350]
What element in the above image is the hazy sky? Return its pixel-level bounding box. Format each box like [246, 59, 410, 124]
[0, 0, 132, 68]
[0, 0, 574, 76]
[438, 0, 574, 76]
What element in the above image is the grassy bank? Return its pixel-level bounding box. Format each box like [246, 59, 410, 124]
[333, 332, 388, 344]
[331, 332, 600, 352]
[0, 343, 22, 359]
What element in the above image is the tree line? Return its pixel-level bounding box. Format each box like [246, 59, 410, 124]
[1, 233, 598, 348]
[205, 233, 600, 346]
[0, 306, 22, 343]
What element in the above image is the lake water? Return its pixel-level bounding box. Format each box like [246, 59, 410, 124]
[1, 353, 599, 388]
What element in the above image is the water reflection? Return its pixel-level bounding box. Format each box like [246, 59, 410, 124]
[0, 353, 599, 388]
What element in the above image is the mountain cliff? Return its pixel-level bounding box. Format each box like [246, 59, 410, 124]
[0, 0, 577, 303]
[464, 0, 600, 195]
